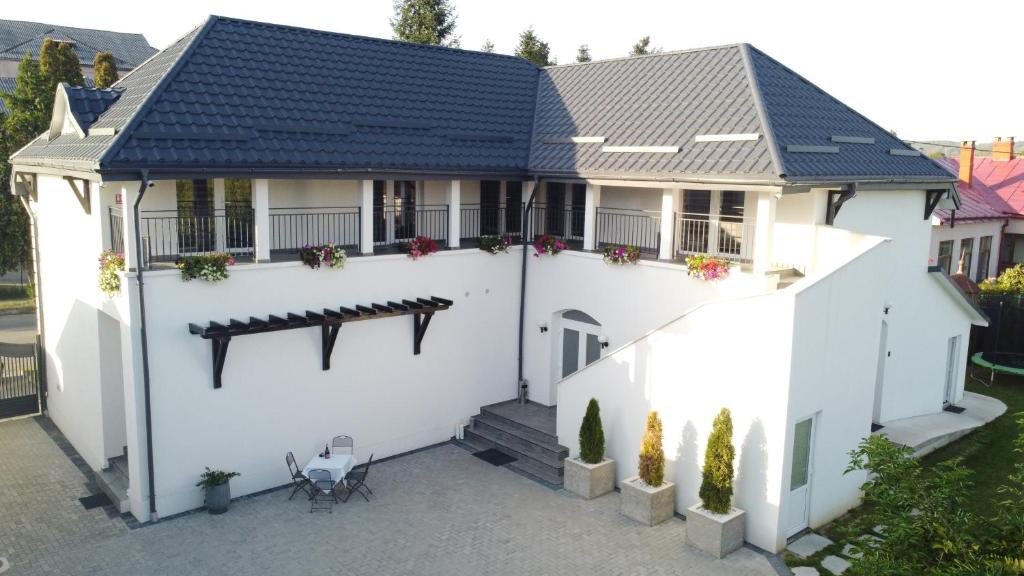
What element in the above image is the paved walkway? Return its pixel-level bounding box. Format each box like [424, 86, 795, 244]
[0, 416, 777, 576]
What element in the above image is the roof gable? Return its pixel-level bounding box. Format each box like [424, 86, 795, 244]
[47, 83, 124, 140]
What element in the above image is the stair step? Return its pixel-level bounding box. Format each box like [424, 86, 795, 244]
[462, 428, 564, 485]
[470, 416, 567, 467]
[95, 467, 130, 514]
[479, 404, 558, 445]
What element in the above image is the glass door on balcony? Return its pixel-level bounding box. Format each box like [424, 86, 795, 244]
[570, 183, 586, 239]
[480, 180, 501, 235]
[394, 180, 417, 241]
[176, 179, 215, 254]
[718, 191, 745, 256]
[373, 180, 387, 243]
[679, 190, 711, 253]
[545, 182, 566, 237]
[505, 181, 523, 237]
[223, 179, 253, 253]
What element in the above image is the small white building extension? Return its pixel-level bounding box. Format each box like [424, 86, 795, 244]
[9, 16, 987, 553]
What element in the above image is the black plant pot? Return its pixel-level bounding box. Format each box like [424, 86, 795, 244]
[205, 482, 231, 514]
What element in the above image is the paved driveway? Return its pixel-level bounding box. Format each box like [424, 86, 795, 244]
[0, 313, 36, 345]
[0, 417, 778, 576]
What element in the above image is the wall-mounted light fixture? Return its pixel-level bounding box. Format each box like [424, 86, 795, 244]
[538, 321, 548, 333]
[598, 335, 609, 349]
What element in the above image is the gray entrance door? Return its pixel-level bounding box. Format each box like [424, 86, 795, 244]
[0, 342, 41, 420]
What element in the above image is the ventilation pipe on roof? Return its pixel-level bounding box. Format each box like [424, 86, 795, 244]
[517, 176, 542, 404]
[132, 171, 158, 519]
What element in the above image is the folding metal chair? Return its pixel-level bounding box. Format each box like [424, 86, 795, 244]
[308, 469, 338, 513]
[286, 452, 313, 500]
[331, 435, 354, 456]
[341, 454, 374, 503]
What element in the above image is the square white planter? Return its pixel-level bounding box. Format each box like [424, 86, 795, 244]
[685, 503, 745, 558]
[564, 458, 615, 500]
[620, 476, 675, 526]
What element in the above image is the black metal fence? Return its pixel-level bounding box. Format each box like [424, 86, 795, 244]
[527, 203, 585, 242]
[460, 204, 522, 241]
[594, 207, 661, 255]
[270, 207, 361, 252]
[139, 209, 256, 263]
[0, 342, 40, 420]
[978, 294, 1024, 354]
[373, 205, 449, 248]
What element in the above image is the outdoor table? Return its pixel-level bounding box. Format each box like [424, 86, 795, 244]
[302, 453, 357, 486]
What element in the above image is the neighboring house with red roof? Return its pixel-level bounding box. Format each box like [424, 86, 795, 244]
[930, 138, 1024, 281]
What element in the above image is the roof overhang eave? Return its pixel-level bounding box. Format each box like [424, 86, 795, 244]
[94, 164, 533, 182]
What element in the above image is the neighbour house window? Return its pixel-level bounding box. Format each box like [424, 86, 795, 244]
[978, 236, 992, 282]
[505, 181, 523, 234]
[959, 238, 974, 277]
[937, 240, 953, 274]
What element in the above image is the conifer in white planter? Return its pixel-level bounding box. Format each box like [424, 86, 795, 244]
[621, 411, 675, 525]
[687, 408, 746, 558]
[565, 398, 615, 499]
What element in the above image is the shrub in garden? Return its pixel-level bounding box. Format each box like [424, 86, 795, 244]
[638, 411, 665, 487]
[579, 398, 605, 464]
[699, 408, 735, 513]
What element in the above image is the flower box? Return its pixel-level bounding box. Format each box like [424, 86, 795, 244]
[479, 235, 513, 255]
[299, 243, 347, 270]
[620, 476, 675, 526]
[533, 234, 566, 257]
[686, 504, 745, 558]
[407, 236, 438, 259]
[564, 457, 616, 500]
[603, 244, 640, 265]
[684, 254, 730, 280]
[177, 253, 236, 283]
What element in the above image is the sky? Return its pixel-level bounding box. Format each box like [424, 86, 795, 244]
[6, 0, 1022, 144]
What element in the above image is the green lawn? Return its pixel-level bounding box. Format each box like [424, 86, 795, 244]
[0, 283, 34, 312]
[784, 372, 1024, 569]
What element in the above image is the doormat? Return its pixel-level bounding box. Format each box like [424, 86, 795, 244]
[943, 405, 966, 414]
[473, 448, 517, 466]
[79, 493, 112, 510]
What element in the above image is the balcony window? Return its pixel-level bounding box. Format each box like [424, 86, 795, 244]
[978, 236, 992, 281]
[958, 238, 974, 277]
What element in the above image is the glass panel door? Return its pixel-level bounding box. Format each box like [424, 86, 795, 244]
[562, 328, 580, 378]
[718, 191, 745, 255]
[570, 183, 586, 239]
[545, 182, 566, 236]
[681, 190, 711, 253]
[505, 181, 523, 236]
[790, 418, 813, 490]
[480, 180, 501, 235]
[176, 179, 215, 253]
[373, 180, 387, 243]
[394, 180, 417, 241]
[223, 179, 253, 251]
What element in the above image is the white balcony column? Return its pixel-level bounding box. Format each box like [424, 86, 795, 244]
[752, 190, 777, 275]
[359, 180, 375, 254]
[120, 181, 143, 271]
[252, 178, 271, 263]
[213, 178, 226, 252]
[582, 183, 601, 251]
[447, 179, 461, 248]
[658, 188, 677, 260]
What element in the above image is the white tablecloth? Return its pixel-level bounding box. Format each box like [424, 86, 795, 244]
[302, 454, 356, 485]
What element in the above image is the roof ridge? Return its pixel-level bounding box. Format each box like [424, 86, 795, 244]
[0, 19, 150, 39]
[98, 17, 215, 169]
[738, 44, 785, 179]
[544, 42, 745, 69]
[209, 14, 539, 67]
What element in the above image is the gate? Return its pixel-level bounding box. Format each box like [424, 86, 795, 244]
[0, 342, 41, 420]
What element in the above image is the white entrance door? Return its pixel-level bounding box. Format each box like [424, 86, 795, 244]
[785, 416, 816, 537]
[872, 320, 888, 424]
[944, 335, 961, 405]
[560, 319, 602, 378]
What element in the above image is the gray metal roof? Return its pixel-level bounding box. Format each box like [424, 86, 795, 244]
[10, 16, 954, 186]
[0, 19, 156, 69]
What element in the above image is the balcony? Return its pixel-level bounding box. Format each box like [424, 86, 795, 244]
[270, 207, 360, 255]
[675, 213, 755, 263]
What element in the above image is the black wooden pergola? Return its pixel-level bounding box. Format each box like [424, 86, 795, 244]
[188, 296, 453, 388]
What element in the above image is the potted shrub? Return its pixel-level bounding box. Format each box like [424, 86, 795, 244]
[196, 467, 240, 514]
[603, 244, 640, 265]
[533, 234, 566, 257]
[298, 243, 346, 270]
[479, 235, 513, 255]
[565, 398, 616, 499]
[407, 235, 438, 259]
[684, 254, 730, 280]
[177, 253, 236, 283]
[98, 250, 125, 296]
[687, 408, 745, 558]
[621, 411, 675, 525]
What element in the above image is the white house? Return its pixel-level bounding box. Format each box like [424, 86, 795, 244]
[928, 139, 1024, 282]
[8, 16, 988, 553]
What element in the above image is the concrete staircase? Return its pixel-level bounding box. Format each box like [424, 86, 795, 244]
[462, 400, 568, 487]
[96, 452, 130, 513]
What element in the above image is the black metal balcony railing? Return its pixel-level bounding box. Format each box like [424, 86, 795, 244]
[138, 209, 256, 263]
[675, 212, 755, 262]
[372, 205, 449, 248]
[460, 204, 523, 241]
[270, 207, 361, 252]
[594, 207, 662, 255]
[527, 203, 585, 242]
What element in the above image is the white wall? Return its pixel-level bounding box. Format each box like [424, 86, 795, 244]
[32, 174, 108, 470]
[140, 249, 520, 517]
[522, 251, 777, 406]
[835, 189, 976, 421]
[929, 220, 1003, 281]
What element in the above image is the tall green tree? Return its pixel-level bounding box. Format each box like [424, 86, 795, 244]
[638, 411, 665, 486]
[631, 36, 660, 56]
[92, 52, 119, 89]
[390, 0, 459, 47]
[480, 39, 494, 53]
[576, 44, 592, 63]
[699, 408, 735, 513]
[578, 398, 605, 464]
[515, 27, 553, 67]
